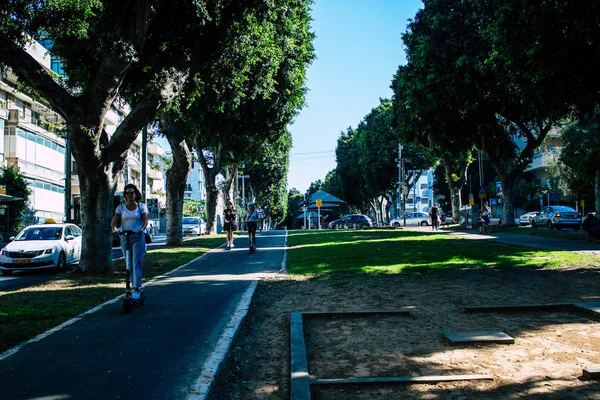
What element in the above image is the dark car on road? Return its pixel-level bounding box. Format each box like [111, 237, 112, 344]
[328, 214, 373, 229]
[531, 206, 581, 231]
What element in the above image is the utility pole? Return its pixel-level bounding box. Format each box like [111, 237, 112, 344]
[63, 124, 71, 222]
[238, 173, 249, 207]
[141, 125, 148, 202]
[478, 150, 484, 208]
[397, 144, 403, 219]
[303, 193, 307, 230]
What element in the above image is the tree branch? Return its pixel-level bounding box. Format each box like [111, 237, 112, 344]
[103, 69, 188, 163]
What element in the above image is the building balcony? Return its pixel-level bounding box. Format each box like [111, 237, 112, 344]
[147, 143, 163, 156]
[525, 151, 558, 172]
[148, 168, 163, 180]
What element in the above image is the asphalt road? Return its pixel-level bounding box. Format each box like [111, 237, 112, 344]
[0, 234, 167, 293]
[0, 230, 285, 400]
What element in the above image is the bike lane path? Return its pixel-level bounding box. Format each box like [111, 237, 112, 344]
[0, 230, 286, 400]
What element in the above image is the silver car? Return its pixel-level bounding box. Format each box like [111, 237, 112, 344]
[182, 217, 207, 236]
[0, 223, 82, 275]
[531, 206, 581, 231]
[390, 211, 430, 227]
[519, 211, 539, 226]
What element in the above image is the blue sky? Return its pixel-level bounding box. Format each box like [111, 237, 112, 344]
[287, 0, 423, 192]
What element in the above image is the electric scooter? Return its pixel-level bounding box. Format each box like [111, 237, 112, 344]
[119, 230, 147, 314]
[248, 231, 255, 254]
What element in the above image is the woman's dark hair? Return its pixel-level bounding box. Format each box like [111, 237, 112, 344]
[123, 184, 142, 202]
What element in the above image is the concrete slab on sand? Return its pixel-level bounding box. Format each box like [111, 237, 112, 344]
[444, 330, 515, 344]
[572, 302, 600, 318]
[582, 367, 600, 380]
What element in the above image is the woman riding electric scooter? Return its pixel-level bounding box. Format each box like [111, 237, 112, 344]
[111, 184, 149, 308]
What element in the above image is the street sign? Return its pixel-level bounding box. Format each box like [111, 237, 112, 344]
[198, 204, 204, 213]
[496, 182, 503, 196]
[490, 198, 497, 206]
[416, 196, 421, 203]
[478, 187, 487, 199]
[0, 185, 5, 195]
[315, 199, 323, 207]
[549, 193, 558, 201]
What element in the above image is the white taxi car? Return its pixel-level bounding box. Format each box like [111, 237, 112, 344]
[0, 223, 82, 275]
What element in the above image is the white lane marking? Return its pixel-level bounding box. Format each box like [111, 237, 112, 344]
[186, 280, 258, 400]
[0, 244, 217, 361]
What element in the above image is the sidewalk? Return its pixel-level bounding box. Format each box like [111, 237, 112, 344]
[448, 229, 600, 256]
[0, 230, 287, 400]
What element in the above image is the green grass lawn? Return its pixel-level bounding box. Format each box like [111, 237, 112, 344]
[0, 235, 225, 354]
[286, 229, 600, 276]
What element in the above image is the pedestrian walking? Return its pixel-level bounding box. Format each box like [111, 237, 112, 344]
[481, 202, 491, 233]
[429, 203, 440, 231]
[223, 200, 237, 249]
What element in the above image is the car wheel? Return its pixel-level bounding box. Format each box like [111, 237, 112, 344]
[574, 226, 580, 232]
[421, 221, 428, 226]
[56, 252, 67, 271]
[1, 269, 13, 276]
[547, 221, 553, 230]
[393, 222, 400, 228]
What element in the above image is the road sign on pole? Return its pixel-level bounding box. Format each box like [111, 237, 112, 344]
[315, 199, 322, 207]
[478, 187, 487, 199]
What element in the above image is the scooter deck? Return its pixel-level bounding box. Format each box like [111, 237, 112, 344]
[121, 294, 147, 314]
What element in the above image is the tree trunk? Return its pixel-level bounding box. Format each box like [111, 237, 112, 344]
[594, 168, 600, 215]
[77, 164, 119, 273]
[162, 113, 191, 246]
[204, 173, 220, 234]
[223, 164, 238, 204]
[500, 177, 515, 226]
[441, 158, 466, 219]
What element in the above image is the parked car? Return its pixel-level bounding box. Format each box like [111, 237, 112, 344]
[390, 211, 430, 227]
[531, 206, 582, 230]
[0, 223, 82, 275]
[518, 211, 539, 226]
[328, 214, 373, 229]
[182, 217, 207, 236]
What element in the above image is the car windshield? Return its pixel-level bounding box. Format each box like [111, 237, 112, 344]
[182, 218, 199, 224]
[16, 227, 62, 241]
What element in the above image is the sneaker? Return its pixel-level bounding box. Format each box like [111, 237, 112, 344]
[132, 291, 141, 300]
[230, 243, 235, 248]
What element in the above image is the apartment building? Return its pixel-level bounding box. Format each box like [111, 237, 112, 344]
[1, 39, 165, 225]
[404, 169, 436, 214]
[158, 139, 205, 202]
[523, 127, 562, 188]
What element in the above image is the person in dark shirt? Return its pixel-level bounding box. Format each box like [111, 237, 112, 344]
[429, 203, 440, 231]
[223, 200, 237, 249]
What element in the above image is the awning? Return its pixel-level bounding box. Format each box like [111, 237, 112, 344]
[0, 194, 24, 203]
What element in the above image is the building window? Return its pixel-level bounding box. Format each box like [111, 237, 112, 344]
[50, 59, 64, 75]
[421, 198, 429, 204]
[420, 183, 428, 190]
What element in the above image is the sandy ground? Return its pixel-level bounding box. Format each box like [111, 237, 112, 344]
[208, 266, 600, 399]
